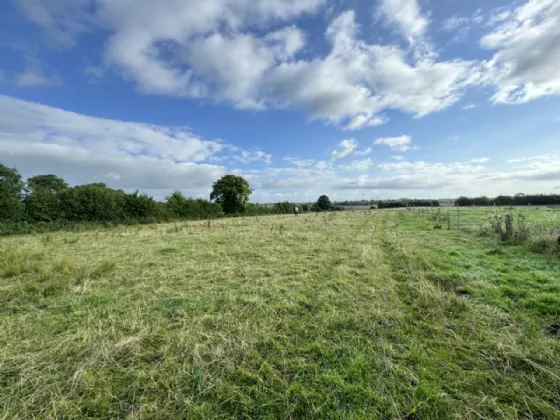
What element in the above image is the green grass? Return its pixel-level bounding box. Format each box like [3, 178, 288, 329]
[1, 210, 559, 418]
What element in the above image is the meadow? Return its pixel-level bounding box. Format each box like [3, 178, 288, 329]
[1, 208, 559, 418]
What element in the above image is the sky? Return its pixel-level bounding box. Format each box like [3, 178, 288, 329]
[0, 0, 559, 203]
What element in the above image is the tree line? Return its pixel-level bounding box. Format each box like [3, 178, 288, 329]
[376, 199, 440, 209]
[0, 163, 342, 234]
[455, 194, 560, 207]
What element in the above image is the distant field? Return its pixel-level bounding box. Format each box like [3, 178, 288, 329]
[1, 209, 559, 418]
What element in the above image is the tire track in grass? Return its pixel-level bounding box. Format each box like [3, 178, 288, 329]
[373, 210, 560, 419]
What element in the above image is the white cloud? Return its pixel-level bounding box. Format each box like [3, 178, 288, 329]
[442, 16, 470, 32]
[237, 154, 559, 202]
[283, 157, 316, 167]
[506, 155, 556, 164]
[484, 155, 560, 183]
[0, 94, 275, 193]
[392, 155, 404, 160]
[462, 103, 475, 110]
[486, 8, 512, 27]
[233, 150, 272, 164]
[12, 0, 95, 49]
[13, 70, 61, 87]
[338, 158, 373, 172]
[374, 135, 415, 152]
[14, 1, 482, 130]
[441, 9, 483, 43]
[377, 0, 429, 43]
[354, 147, 373, 157]
[482, 0, 560, 104]
[331, 139, 358, 161]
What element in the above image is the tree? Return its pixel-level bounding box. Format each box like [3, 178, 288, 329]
[60, 183, 126, 222]
[0, 162, 24, 221]
[24, 174, 69, 222]
[165, 191, 189, 218]
[274, 201, 293, 214]
[124, 190, 162, 221]
[210, 175, 252, 214]
[165, 191, 221, 219]
[314, 195, 332, 211]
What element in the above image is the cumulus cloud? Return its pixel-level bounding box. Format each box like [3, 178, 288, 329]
[374, 135, 417, 152]
[270, 11, 480, 128]
[0, 95, 270, 194]
[483, 155, 560, 182]
[13, 0, 485, 130]
[377, 0, 429, 43]
[233, 150, 272, 164]
[482, 0, 560, 104]
[354, 147, 373, 157]
[283, 157, 316, 168]
[338, 158, 373, 172]
[330, 139, 358, 161]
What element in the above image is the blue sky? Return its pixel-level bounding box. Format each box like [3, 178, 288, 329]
[0, 0, 559, 202]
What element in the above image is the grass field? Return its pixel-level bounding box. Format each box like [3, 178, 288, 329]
[1, 209, 559, 418]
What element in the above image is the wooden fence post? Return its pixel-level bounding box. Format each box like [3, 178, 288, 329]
[505, 214, 514, 239]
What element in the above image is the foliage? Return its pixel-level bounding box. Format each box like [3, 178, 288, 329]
[312, 195, 343, 212]
[0, 162, 258, 234]
[124, 190, 163, 221]
[377, 199, 439, 209]
[59, 183, 127, 222]
[335, 199, 376, 207]
[210, 175, 252, 214]
[24, 175, 69, 222]
[316, 195, 331, 211]
[0, 163, 25, 221]
[456, 193, 560, 207]
[273, 201, 294, 214]
[165, 191, 222, 220]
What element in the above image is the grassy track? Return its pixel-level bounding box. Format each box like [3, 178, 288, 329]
[1, 210, 559, 418]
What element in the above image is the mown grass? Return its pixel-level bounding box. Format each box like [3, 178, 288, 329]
[0, 210, 559, 418]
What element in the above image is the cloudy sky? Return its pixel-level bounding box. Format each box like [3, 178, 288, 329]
[0, 0, 559, 202]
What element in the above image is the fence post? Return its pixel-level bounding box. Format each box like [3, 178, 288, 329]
[457, 208, 460, 229]
[437, 207, 441, 224]
[505, 214, 514, 239]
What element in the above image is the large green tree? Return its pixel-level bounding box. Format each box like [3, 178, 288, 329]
[24, 174, 69, 222]
[124, 190, 162, 221]
[60, 183, 126, 222]
[210, 175, 252, 214]
[314, 195, 332, 211]
[0, 163, 24, 221]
